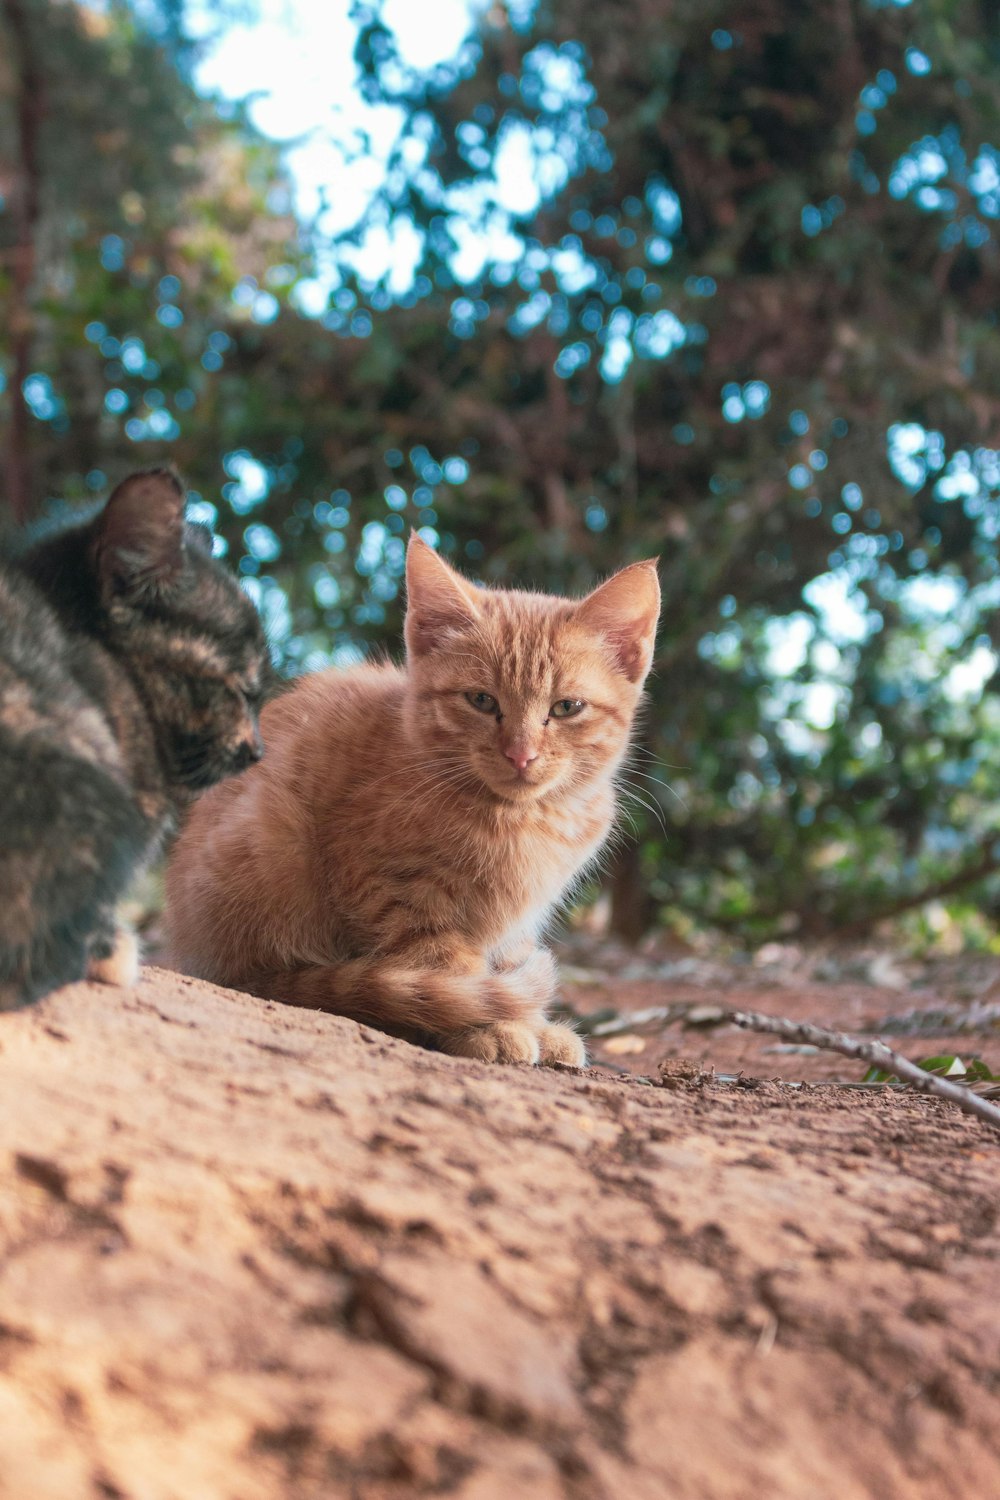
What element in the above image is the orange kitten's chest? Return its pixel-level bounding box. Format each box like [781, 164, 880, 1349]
[464, 790, 613, 942]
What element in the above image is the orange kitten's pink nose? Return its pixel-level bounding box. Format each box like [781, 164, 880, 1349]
[504, 745, 539, 773]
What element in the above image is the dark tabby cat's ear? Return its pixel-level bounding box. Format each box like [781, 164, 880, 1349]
[94, 469, 188, 602]
[577, 559, 661, 683]
[186, 522, 215, 557]
[404, 532, 482, 657]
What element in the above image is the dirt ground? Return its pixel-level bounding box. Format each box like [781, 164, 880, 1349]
[1, 950, 999, 1500]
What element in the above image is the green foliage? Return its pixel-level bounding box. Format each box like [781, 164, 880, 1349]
[862, 1053, 1000, 1084]
[4, 0, 1000, 939]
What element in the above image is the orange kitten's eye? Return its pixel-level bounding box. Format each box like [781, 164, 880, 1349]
[550, 699, 585, 719]
[466, 691, 499, 714]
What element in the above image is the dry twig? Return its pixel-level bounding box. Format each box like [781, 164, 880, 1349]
[728, 1008, 1000, 1134]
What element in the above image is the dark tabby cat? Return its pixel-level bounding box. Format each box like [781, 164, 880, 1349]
[0, 468, 269, 1010]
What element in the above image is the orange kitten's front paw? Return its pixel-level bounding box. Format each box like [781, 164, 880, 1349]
[442, 1020, 541, 1066]
[442, 1018, 586, 1067]
[537, 1021, 587, 1069]
[86, 925, 140, 988]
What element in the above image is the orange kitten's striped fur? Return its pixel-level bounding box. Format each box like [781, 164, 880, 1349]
[165, 536, 660, 1066]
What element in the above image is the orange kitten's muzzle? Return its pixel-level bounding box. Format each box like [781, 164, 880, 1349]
[503, 743, 539, 774]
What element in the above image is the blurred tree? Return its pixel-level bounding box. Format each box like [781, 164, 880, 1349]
[0, 0, 294, 520]
[4, 0, 1000, 944]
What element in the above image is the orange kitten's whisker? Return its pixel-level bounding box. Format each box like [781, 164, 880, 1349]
[357, 761, 483, 815]
[622, 782, 673, 828]
[628, 746, 692, 773]
[617, 805, 641, 839]
[360, 754, 471, 795]
[617, 778, 671, 836]
[617, 792, 665, 840]
[623, 767, 688, 812]
[370, 765, 485, 824]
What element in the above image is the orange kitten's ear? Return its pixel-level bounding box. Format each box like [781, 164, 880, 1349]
[404, 533, 483, 657]
[576, 559, 661, 683]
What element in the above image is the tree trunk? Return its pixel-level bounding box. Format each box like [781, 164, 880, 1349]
[2, 0, 43, 525]
[607, 841, 654, 943]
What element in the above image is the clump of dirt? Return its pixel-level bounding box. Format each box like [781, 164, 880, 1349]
[0, 963, 998, 1500]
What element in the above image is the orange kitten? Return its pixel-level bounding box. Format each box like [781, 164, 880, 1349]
[165, 536, 660, 1066]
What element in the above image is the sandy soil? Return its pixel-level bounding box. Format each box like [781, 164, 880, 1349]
[1, 958, 998, 1499]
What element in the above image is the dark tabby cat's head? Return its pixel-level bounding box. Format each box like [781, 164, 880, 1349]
[91, 469, 270, 790]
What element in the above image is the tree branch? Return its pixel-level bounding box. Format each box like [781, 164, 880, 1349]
[831, 842, 1000, 940]
[728, 1008, 1000, 1133]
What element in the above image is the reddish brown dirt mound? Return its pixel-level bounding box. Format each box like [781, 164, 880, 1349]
[1, 966, 998, 1499]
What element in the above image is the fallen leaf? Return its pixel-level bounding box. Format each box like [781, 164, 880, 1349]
[604, 1034, 647, 1056]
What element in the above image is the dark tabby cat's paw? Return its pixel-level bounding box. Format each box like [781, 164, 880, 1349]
[442, 1018, 586, 1068]
[86, 925, 140, 989]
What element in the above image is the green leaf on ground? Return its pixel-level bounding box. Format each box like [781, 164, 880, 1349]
[861, 1054, 999, 1085]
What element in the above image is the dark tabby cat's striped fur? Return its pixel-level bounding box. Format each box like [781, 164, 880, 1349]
[0, 469, 269, 1010]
